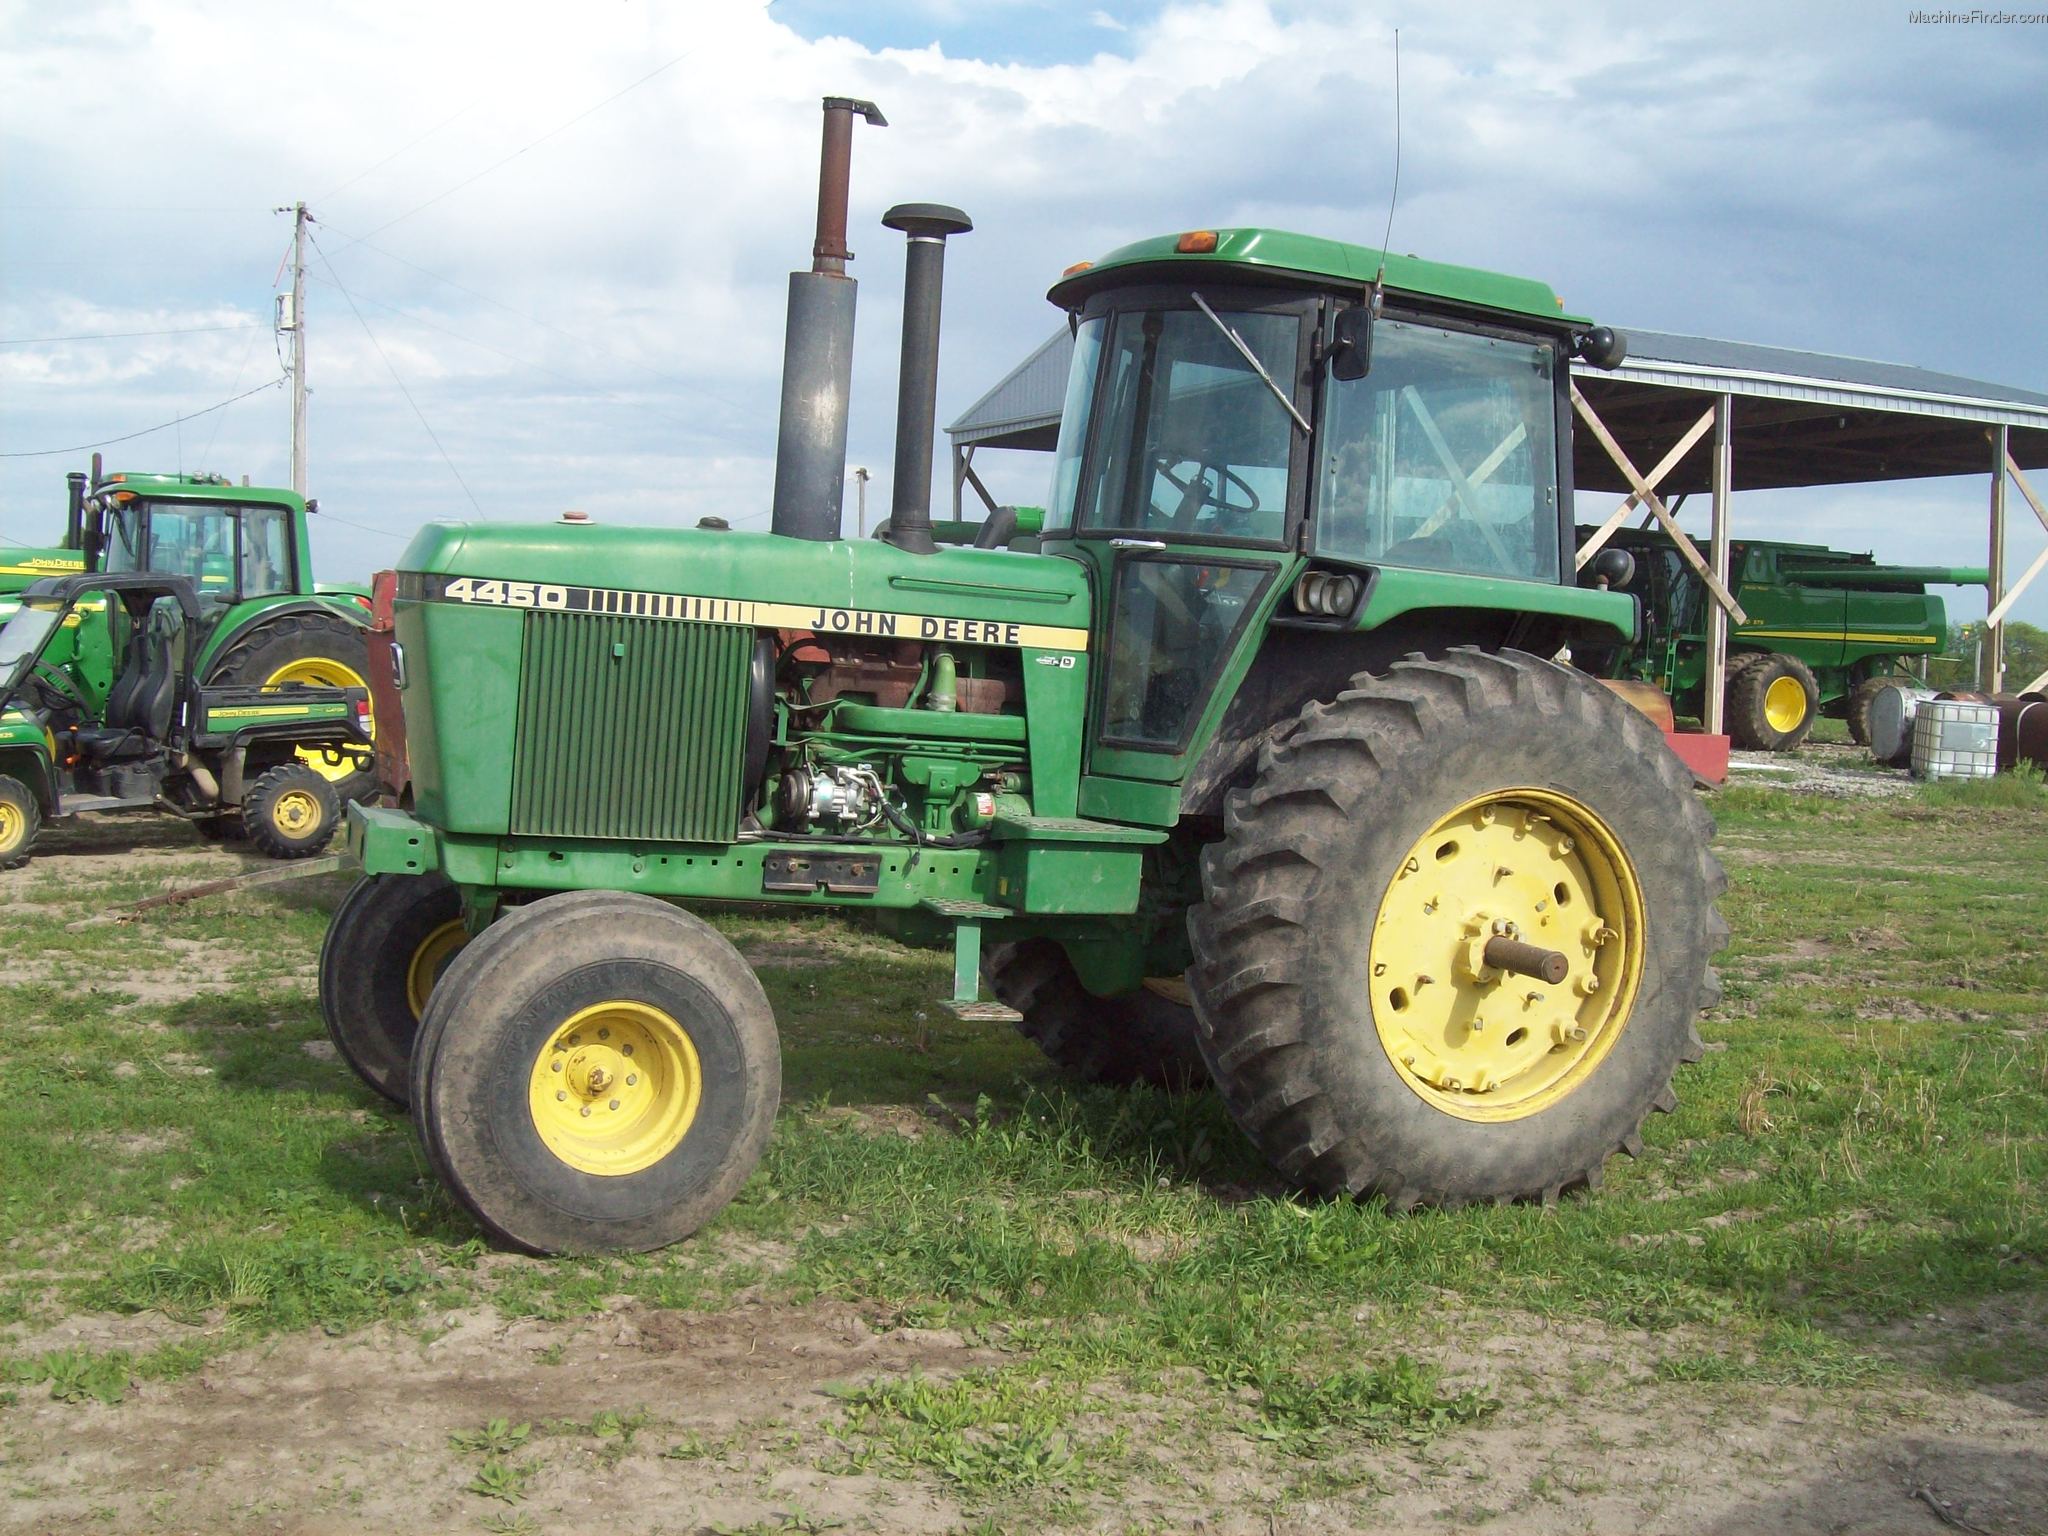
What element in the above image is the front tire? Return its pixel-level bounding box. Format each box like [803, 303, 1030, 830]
[985, 940, 1208, 1090]
[0, 774, 40, 870]
[1188, 648, 1725, 1210]
[319, 873, 466, 1105]
[241, 763, 341, 859]
[1728, 652, 1818, 751]
[410, 891, 781, 1255]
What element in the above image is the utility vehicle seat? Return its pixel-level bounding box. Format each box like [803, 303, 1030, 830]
[74, 617, 176, 760]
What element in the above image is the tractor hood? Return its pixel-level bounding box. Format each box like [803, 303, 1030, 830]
[395, 521, 1092, 643]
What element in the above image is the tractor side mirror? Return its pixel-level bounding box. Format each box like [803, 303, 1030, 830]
[1584, 547, 1637, 591]
[1575, 327, 1627, 371]
[1329, 304, 1374, 381]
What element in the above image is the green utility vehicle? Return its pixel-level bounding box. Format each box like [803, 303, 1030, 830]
[320, 104, 1723, 1255]
[0, 573, 373, 866]
[0, 465, 376, 798]
[1582, 525, 1986, 751]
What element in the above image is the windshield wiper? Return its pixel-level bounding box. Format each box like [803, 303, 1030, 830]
[1189, 291, 1311, 436]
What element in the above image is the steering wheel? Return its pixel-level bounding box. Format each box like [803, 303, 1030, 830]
[1152, 451, 1261, 532]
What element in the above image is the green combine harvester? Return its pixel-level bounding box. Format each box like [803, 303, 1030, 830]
[1581, 525, 1986, 750]
[0, 463, 376, 799]
[321, 99, 1724, 1256]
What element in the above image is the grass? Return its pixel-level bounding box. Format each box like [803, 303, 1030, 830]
[1, 787, 2045, 1525]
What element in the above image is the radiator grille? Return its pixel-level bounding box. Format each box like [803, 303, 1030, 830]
[509, 610, 751, 843]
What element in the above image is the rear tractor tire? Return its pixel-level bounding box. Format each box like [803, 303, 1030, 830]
[985, 939, 1208, 1091]
[1727, 652, 1818, 751]
[410, 891, 781, 1255]
[1187, 647, 1725, 1211]
[0, 774, 40, 870]
[207, 609, 377, 802]
[242, 763, 341, 859]
[319, 873, 466, 1105]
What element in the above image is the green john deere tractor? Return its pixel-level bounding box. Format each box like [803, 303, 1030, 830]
[0, 573, 373, 866]
[320, 100, 1724, 1255]
[0, 463, 377, 802]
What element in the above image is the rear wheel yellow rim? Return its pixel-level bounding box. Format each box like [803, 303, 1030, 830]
[527, 1000, 702, 1176]
[1763, 675, 1807, 734]
[404, 919, 468, 1021]
[1370, 788, 1646, 1123]
[264, 657, 372, 784]
[0, 801, 24, 855]
[272, 788, 323, 836]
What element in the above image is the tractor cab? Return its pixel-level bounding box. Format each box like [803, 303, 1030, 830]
[1039, 231, 1628, 802]
[87, 474, 307, 606]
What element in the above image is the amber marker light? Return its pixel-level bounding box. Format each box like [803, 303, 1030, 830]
[1175, 230, 1219, 253]
[1061, 260, 1093, 277]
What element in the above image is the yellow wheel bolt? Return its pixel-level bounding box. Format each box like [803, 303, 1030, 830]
[609, 1099, 621, 1111]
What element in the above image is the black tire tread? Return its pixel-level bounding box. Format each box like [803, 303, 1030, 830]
[1188, 647, 1725, 1210]
[241, 764, 340, 859]
[984, 940, 1207, 1091]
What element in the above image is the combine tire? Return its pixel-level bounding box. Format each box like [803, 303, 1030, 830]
[410, 891, 781, 1254]
[242, 763, 341, 858]
[1187, 648, 1724, 1211]
[207, 609, 376, 801]
[319, 873, 466, 1105]
[1846, 674, 1911, 747]
[0, 775, 39, 870]
[1728, 652, 1819, 751]
[985, 940, 1208, 1090]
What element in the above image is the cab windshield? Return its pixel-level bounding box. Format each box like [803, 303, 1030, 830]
[0, 603, 64, 699]
[1061, 304, 1301, 545]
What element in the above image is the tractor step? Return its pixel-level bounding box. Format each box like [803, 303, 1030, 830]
[918, 896, 1010, 920]
[937, 998, 1024, 1024]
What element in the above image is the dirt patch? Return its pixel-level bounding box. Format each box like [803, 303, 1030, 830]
[1, 1298, 991, 1535]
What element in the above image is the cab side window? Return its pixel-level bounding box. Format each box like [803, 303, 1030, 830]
[239, 508, 293, 596]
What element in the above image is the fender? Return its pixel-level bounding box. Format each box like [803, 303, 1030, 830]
[197, 597, 370, 680]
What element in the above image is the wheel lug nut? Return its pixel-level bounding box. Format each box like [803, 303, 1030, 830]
[599, 1028, 610, 1041]
[621, 1044, 634, 1057]
[556, 1090, 566, 1102]
[581, 1106, 592, 1117]
[609, 1099, 621, 1111]
[552, 1060, 562, 1072]
[626, 1074, 638, 1087]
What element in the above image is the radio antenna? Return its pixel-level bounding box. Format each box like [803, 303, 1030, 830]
[1370, 29, 1402, 318]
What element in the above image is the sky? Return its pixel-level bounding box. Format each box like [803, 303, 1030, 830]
[1, 0, 2043, 631]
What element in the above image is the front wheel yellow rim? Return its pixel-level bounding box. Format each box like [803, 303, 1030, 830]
[272, 788, 323, 836]
[1763, 674, 1808, 734]
[0, 801, 23, 854]
[264, 657, 373, 784]
[527, 1000, 702, 1176]
[1370, 788, 1646, 1123]
[404, 919, 468, 1021]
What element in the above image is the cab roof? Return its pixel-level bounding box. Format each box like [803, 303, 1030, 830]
[1047, 227, 1587, 329]
[101, 472, 303, 512]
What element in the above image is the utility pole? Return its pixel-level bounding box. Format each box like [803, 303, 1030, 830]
[854, 466, 869, 537]
[275, 201, 311, 497]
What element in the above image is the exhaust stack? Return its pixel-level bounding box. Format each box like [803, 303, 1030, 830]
[881, 202, 972, 555]
[769, 95, 886, 542]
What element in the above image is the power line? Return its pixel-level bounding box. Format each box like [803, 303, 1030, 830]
[0, 323, 262, 346]
[308, 228, 484, 516]
[313, 508, 410, 540]
[0, 377, 286, 459]
[335, 45, 700, 249]
[315, 98, 486, 206]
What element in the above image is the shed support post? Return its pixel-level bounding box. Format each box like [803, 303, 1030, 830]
[1705, 394, 1734, 736]
[1988, 427, 2008, 693]
[952, 444, 969, 521]
[1985, 450, 2048, 631]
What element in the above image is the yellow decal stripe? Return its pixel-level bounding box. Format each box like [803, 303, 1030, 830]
[1741, 628, 1939, 645]
[207, 705, 349, 720]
